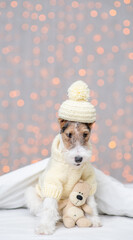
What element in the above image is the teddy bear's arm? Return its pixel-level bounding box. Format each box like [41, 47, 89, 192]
[81, 204, 93, 215]
[58, 199, 68, 210]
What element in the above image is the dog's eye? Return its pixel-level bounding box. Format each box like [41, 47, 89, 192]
[66, 133, 72, 138]
[83, 133, 88, 138]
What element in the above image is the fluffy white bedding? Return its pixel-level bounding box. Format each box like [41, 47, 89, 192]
[0, 157, 133, 239]
[0, 208, 133, 240]
[1, 158, 133, 217]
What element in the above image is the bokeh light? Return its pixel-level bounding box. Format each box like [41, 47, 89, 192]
[0, 0, 133, 183]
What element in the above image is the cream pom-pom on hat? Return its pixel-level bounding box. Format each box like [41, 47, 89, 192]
[58, 80, 96, 123]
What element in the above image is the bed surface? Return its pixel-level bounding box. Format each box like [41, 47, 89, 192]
[0, 208, 133, 240]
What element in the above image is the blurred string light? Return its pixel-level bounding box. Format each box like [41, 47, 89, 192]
[0, 0, 133, 183]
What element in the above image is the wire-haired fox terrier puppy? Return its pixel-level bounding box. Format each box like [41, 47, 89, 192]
[25, 81, 101, 234]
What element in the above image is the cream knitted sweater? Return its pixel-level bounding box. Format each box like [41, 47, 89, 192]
[36, 134, 97, 201]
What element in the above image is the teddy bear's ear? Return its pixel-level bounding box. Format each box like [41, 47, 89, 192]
[79, 180, 83, 183]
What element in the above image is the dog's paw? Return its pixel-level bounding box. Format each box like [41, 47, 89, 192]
[35, 221, 55, 235]
[91, 216, 102, 227]
[35, 198, 60, 235]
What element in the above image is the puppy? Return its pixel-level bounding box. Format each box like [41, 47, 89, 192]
[25, 118, 101, 234]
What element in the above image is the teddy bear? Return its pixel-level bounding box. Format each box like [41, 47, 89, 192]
[58, 180, 93, 228]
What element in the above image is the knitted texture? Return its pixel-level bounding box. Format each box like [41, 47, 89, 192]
[58, 80, 96, 123]
[36, 134, 97, 201]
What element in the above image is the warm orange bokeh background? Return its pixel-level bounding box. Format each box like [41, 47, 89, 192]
[0, 0, 133, 183]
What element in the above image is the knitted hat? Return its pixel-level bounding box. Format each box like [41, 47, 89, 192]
[58, 80, 96, 123]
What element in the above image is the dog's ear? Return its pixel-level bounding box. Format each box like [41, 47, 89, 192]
[58, 118, 68, 130]
[85, 121, 95, 131]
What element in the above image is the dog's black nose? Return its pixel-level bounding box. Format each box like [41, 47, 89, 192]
[77, 195, 83, 201]
[75, 156, 83, 163]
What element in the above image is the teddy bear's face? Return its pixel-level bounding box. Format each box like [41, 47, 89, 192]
[69, 191, 86, 207]
[69, 180, 90, 207]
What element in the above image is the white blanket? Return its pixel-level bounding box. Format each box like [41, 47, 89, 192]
[0, 209, 133, 240]
[0, 158, 133, 217]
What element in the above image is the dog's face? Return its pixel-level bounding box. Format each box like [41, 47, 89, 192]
[58, 118, 94, 168]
